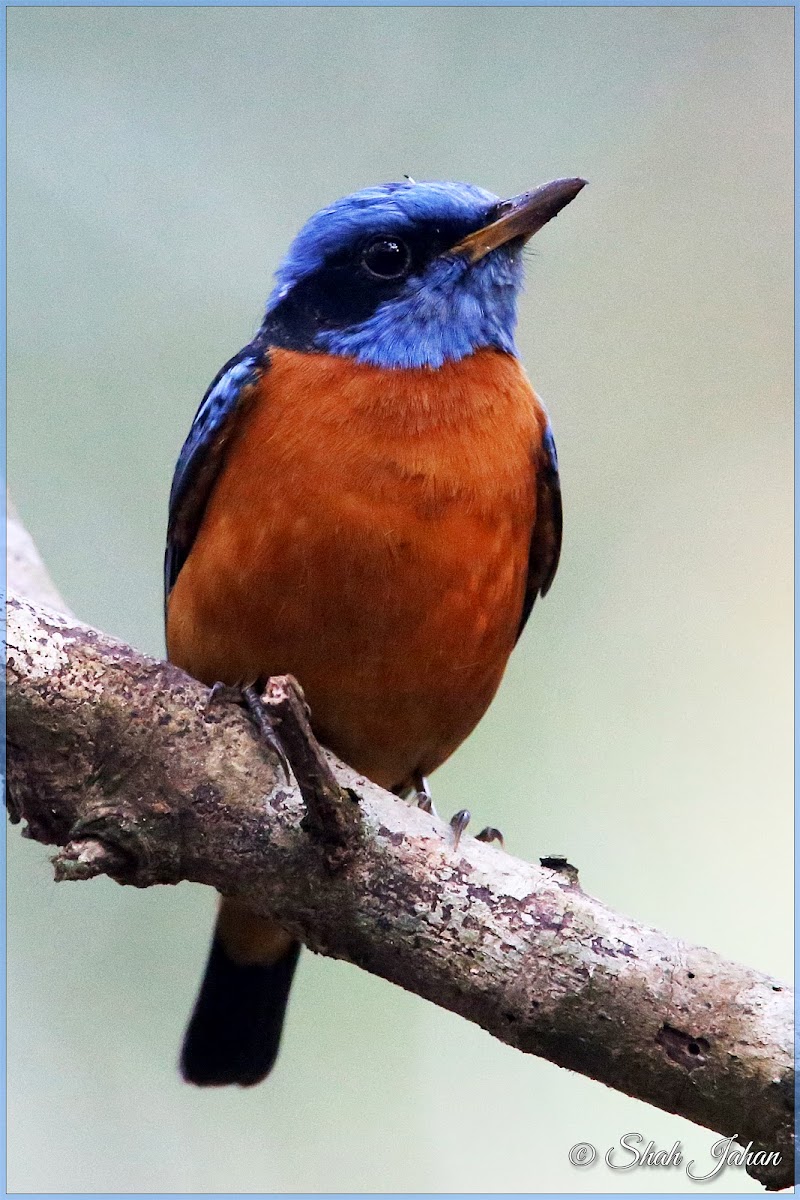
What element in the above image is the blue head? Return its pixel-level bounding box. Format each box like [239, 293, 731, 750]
[262, 178, 585, 370]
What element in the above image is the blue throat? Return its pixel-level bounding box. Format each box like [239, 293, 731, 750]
[314, 253, 520, 369]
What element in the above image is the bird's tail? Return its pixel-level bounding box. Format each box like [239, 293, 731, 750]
[180, 898, 300, 1087]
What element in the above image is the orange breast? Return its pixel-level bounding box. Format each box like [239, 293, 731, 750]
[166, 347, 547, 791]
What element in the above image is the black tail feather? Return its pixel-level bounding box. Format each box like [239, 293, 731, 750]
[181, 936, 301, 1087]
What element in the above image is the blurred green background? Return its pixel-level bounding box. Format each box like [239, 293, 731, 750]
[7, 6, 792, 1194]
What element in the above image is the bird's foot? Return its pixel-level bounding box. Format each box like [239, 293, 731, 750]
[204, 681, 291, 785]
[405, 775, 505, 852]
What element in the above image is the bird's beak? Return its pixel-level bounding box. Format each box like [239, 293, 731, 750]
[449, 177, 587, 262]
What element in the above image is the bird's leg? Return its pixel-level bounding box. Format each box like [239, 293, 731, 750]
[204, 680, 291, 785]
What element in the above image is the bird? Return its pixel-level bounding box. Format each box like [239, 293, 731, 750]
[165, 174, 585, 1087]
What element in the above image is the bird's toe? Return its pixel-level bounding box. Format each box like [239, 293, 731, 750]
[476, 826, 504, 847]
[449, 808, 471, 850]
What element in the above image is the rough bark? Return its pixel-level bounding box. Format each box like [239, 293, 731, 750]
[4, 512, 794, 1191]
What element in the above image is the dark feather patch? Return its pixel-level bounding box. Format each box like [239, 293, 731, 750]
[165, 342, 268, 601]
[180, 937, 301, 1087]
[516, 424, 563, 642]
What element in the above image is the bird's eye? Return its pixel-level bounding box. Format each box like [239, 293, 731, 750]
[361, 236, 411, 280]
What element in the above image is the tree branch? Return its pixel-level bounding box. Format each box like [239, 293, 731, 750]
[5, 512, 793, 1191]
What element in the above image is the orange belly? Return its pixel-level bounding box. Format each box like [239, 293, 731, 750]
[166, 347, 546, 791]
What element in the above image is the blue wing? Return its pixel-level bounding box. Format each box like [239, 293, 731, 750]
[165, 343, 268, 602]
[516, 424, 563, 642]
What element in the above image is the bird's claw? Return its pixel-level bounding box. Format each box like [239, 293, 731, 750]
[242, 684, 292, 785]
[406, 776, 503, 854]
[449, 808, 471, 851]
[413, 773, 438, 817]
[448, 814, 504, 851]
[476, 826, 504, 847]
[205, 681, 243, 712]
[205, 681, 292, 785]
